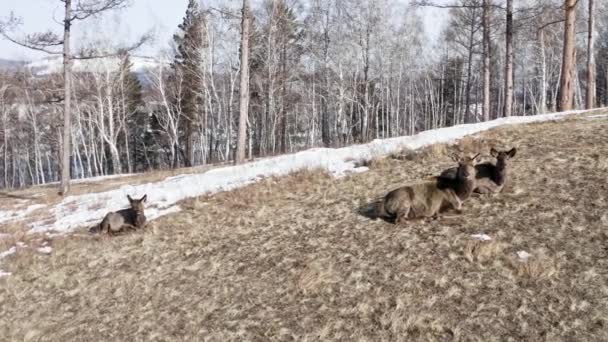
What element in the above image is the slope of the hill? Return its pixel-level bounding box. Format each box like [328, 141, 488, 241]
[1, 113, 608, 340]
[0, 108, 591, 236]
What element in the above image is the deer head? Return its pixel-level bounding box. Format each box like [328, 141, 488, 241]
[127, 194, 147, 213]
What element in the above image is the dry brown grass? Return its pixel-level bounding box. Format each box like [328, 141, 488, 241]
[2, 114, 608, 340]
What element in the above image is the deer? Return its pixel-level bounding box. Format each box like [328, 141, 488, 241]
[90, 195, 147, 235]
[439, 147, 516, 194]
[377, 154, 479, 224]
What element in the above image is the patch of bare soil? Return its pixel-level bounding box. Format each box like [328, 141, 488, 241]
[2, 115, 608, 341]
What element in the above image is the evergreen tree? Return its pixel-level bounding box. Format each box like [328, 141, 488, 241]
[172, 0, 207, 167]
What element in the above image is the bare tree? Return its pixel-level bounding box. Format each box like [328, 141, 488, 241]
[558, 0, 577, 111]
[586, 0, 596, 109]
[504, 0, 513, 117]
[482, 0, 491, 121]
[235, 0, 251, 164]
[0, 0, 148, 194]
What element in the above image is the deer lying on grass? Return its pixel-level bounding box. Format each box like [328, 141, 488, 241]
[440, 147, 516, 194]
[90, 195, 147, 235]
[377, 155, 479, 224]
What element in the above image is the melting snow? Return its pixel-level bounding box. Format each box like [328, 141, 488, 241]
[0, 246, 16, 259]
[0, 270, 11, 278]
[585, 114, 608, 119]
[21, 108, 592, 234]
[37, 246, 52, 254]
[517, 250, 532, 261]
[471, 234, 492, 241]
[0, 204, 46, 225]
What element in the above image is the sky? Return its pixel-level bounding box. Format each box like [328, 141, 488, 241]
[0, 0, 446, 61]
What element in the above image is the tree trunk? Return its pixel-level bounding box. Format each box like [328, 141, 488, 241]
[482, 0, 491, 121]
[558, 0, 577, 111]
[235, 0, 250, 164]
[586, 0, 596, 109]
[539, 28, 547, 113]
[504, 0, 514, 117]
[59, 0, 72, 195]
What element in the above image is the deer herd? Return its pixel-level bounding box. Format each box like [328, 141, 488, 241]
[91, 146, 517, 234]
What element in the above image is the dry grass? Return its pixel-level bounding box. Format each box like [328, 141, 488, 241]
[2, 114, 608, 340]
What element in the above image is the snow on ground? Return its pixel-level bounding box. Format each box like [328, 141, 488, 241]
[24, 108, 595, 234]
[43, 173, 135, 186]
[0, 204, 46, 225]
[0, 270, 11, 277]
[0, 246, 16, 259]
[586, 114, 608, 119]
[471, 234, 492, 241]
[517, 251, 533, 261]
[37, 246, 53, 255]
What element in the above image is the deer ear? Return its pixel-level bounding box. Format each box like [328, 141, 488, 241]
[490, 148, 499, 157]
[127, 195, 133, 203]
[141, 194, 147, 203]
[507, 147, 517, 158]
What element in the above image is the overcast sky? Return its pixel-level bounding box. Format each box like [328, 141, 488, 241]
[0, 0, 446, 61]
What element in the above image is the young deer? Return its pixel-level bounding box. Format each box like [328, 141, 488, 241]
[436, 154, 480, 200]
[92, 195, 147, 235]
[377, 155, 478, 224]
[439, 147, 516, 194]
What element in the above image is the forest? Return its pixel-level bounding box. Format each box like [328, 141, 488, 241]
[0, 0, 605, 191]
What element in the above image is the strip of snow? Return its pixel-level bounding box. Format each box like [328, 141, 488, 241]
[43, 173, 135, 186]
[471, 234, 492, 241]
[517, 250, 532, 261]
[585, 114, 608, 119]
[37, 246, 52, 254]
[0, 204, 46, 225]
[0, 270, 10, 278]
[0, 246, 16, 259]
[27, 108, 598, 233]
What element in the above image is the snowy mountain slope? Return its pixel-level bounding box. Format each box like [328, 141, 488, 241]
[25, 55, 160, 77]
[24, 108, 594, 234]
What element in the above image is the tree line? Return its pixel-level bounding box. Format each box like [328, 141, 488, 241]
[0, 0, 606, 191]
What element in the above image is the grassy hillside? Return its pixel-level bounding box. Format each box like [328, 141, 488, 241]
[1, 113, 608, 340]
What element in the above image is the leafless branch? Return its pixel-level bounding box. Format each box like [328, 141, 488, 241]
[71, 0, 129, 21]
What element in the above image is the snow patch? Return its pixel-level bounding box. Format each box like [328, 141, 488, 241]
[471, 234, 492, 241]
[0, 270, 11, 278]
[586, 114, 608, 119]
[0, 204, 46, 225]
[517, 250, 532, 261]
[44, 173, 135, 186]
[0, 246, 16, 259]
[37, 246, 52, 255]
[25, 108, 594, 233]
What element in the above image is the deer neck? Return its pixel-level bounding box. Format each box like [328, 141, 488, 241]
[494, 159, 508, 184]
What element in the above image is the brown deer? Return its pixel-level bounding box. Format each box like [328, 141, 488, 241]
[91, 195, 147, 235]
[377, 155, 479, 224]
[436, 153, 480, 200]
[439, 148, 516, 194]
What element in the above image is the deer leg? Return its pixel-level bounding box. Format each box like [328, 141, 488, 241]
[447, 193, 463, 214]
[394, 206, 411, 225]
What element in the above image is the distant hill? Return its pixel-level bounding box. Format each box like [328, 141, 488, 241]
[0, 58, 26, 71]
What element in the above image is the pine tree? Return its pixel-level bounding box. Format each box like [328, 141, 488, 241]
[172, 0, 207, 167]
[117, 54, 146, 173]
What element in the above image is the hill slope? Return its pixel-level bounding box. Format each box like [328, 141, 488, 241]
[1, 113, 608, 340]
